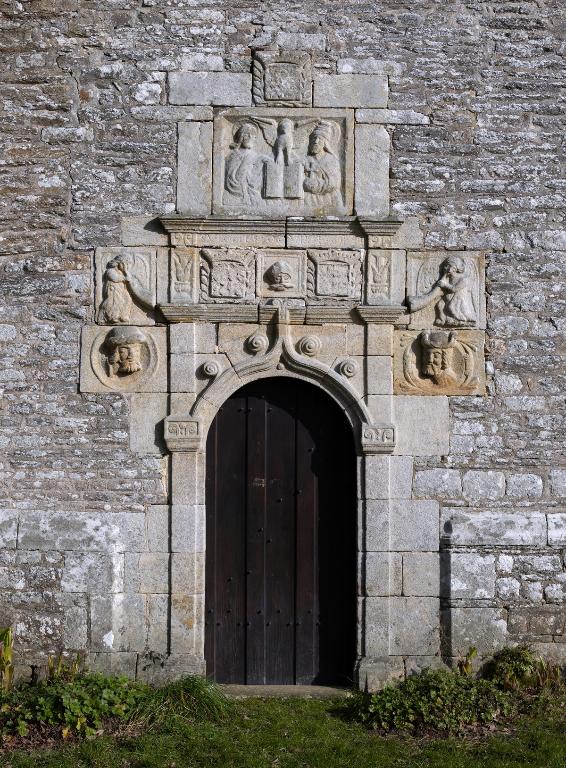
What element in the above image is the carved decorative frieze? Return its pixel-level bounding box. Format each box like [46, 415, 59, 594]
[307, 249, 362, 301]
[212, 108, 354, 218]
[79, 325, 166, 393]
[200, 248, 255, 302]
[256, 249, 306, 298]
[252, 50, 312, 107]
[394, 329, 486, 395]
[406, 251, 485, 329]
[95, 248, 156, 325]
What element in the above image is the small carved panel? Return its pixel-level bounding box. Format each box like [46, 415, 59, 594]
[307, 249, 362, 301]
[95, 247, 156, 325]
[406, 251, 485, 329]
[200, 249, 255, 302]
[257, 249, 306, 298]
[170, 247, 199, 303]
[164, 417, 202, 451]
[393, 329, 486, 395]
[212, 107, 354, 218]
[79, 325, 167, 393]
[252, 50, 312, 107]
[364, 249, 406, 305]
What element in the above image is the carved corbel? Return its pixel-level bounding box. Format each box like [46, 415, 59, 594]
[360, 424, 396, 454]
[164, 416, 203, 452]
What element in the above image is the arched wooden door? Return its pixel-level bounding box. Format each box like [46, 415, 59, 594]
[205, 377, 357, 685]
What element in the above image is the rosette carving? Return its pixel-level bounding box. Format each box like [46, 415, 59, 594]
[245, 331, 269, 355]
[297, 335, 322, 357]
[338, 358, 358, 378]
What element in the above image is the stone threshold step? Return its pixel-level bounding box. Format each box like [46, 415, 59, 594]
[219, 684, 351, 699]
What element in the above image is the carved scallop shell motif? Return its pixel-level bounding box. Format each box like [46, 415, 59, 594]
[297, 335, 322, 357]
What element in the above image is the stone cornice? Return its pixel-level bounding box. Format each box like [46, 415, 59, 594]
[356, 304, 408, 324]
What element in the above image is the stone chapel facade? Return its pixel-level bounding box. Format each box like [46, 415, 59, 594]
[1, 3, 564, 688]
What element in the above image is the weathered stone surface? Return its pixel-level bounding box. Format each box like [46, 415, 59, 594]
[314, 74, 388, 108]
[549, 470, 566, 498]
[0, 510, 18, 549]
[403, 553, 439, 597]
[177, 122, 213, 215]
[91, 594, 146, 652]
[366, 356, 393, 395]
[169, 72, 252, 106]
[446, 553, 496, 599]
[463, 471, 506, 502]
[18, 512, 146, 553]
[62, 552, 124, 593]
[121, 216, 168, 247]
[548, 514, 566, 545]
[366, 499, 439, 552]
[146, 506, 169, 553]
[129, 393, 168, 454]
[392, 396, 450, 456]
[356, 109, 429, 125]
[441, 510, 547, 546]
[364, 552, 402, 596]
[390, 597, 439, 655]
[448, 608, 507, 655]
[506, 473, 543, 498]
[414, 469, 462, 499]
[354, 124, 389, 217]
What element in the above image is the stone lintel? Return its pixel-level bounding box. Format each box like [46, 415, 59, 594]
[356, 305, 407, 324]
[160, 304, 259, 324]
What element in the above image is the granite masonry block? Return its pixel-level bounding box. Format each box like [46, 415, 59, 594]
[403, 553, 440, 597]
[354, 124, 390, 217]
[441, 510, 547, 547]
[177, 121, 213, 214]
[169, 72, 252, 106]
[314, 74, 388, 108]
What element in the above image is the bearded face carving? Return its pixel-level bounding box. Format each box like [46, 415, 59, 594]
[104, 326, 148, 378]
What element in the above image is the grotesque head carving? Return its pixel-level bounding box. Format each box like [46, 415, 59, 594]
[265, 260, 294, 291]
[104, 326, 148, 377]
[420, 330, 458, 387]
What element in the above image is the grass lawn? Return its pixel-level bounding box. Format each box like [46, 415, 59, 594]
[0, 691, 564, 768]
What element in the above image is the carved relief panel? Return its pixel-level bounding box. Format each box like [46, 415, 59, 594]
[79, 325, 167, 393]
[170, 247, 199, 303]
[256, 250, 306, 298]
[393, 329, 485, 396]
[406, 251, 485, 329]
[200, 249, 255, 302]
[307, 249, 362, 301]
[252, 50, 312, 107]
[212, 108, 354, 218]
[95, 247, 157, 325]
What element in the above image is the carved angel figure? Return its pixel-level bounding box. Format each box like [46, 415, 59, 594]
[407, 255, 477, 326]
[97, 253, 154, 325]
[302, 121, 342, 208]
[224, 122, 266, 205]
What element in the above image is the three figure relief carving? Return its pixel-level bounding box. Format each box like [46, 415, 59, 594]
[215, 109, 352, 216]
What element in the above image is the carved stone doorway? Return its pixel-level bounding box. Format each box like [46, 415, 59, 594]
[204, 377, 357, 685]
